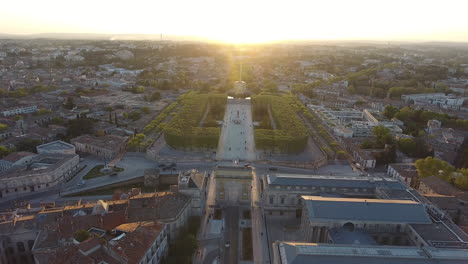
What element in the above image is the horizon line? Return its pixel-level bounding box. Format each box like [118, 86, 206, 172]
[1, 32, 468, 45]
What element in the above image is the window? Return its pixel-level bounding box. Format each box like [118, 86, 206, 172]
[269, 196, 274, 204]
[280, 197, 285, 204]
[23, 187, 26, 191]
[14, 188, 17, 192]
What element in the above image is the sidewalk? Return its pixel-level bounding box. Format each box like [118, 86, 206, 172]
[107, 150, 127, 167]
[251, 169, 270, 264]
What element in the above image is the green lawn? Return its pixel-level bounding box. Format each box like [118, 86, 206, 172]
[83, 165, 124, 180]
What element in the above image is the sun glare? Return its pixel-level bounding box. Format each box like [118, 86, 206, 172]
[1, 0, 468, 42]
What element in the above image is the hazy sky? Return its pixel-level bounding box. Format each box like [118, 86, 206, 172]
[1, 0, 468, 43]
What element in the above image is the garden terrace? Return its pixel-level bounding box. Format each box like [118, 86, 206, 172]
[143, 101, 179, 134]
[164, 92, 226, 149]
[252, 94, 308, 154]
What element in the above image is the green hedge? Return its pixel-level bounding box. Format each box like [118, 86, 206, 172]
[164, 92, 226, 149]
[252, 94, 308, 153]
[143, 101, 178, 134]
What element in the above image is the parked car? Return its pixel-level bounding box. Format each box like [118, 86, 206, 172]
[77, 180, 86, 187]
[110, 172, 118, 176]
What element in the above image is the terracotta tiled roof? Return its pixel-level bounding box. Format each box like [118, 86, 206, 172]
[78, 237, 101, 253]
[112, 222, 164, 264]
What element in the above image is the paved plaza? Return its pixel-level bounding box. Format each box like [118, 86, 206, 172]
[216, 98, 256, 161]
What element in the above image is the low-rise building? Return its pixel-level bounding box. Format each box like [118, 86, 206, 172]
[0, 153, 79, 199]
[300, 196, 432, 243]
[387, 163, 418, 188]
[402, 93, 467, 110]
[71, 134, 127, 159]
[0, 151, 37, 172]
[0, 189, 193, 264]
[178, 169, 207, 216]
[127, 192, 192, 241]
[0, 105, 38, 117]
[262, 173, 405, 216]
[272, 242, 468, 264]
[426, 128, 468, 164]
[36, 140, 76, 155]
[419, 176, 463, 196]
[352, 148, 379, 169]
[111, 222, 168, 264]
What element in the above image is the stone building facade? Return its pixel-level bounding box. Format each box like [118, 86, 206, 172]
[0, 154, 79, 199]
[262, 173, 405, 217]
[71, 134, 127, 159]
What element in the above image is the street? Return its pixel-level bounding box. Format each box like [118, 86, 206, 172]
[251, 168, 270, 264]
[224, 206, 240, 264]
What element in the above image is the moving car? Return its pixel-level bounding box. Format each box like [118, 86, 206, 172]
[77, 180, 86, 187]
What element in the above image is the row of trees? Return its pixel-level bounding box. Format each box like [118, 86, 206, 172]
[345, 64, 452, 98]
[202, 93, 227, 127]
[143, 102, 178, 134]
[292, 97, 344, 158]
[0, 84, 58, 98]
[164, 92, 226, 149]
[252, 94, 308, 154]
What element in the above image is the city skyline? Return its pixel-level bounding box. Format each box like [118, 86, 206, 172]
[2, 0, 468, 43]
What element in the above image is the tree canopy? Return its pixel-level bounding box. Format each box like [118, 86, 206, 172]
[415, 156, 455, 180]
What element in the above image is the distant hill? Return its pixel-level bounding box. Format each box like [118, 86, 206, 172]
[0, 33, 467, 47]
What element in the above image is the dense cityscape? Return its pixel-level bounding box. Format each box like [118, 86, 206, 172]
[0, 36, 468, 264]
